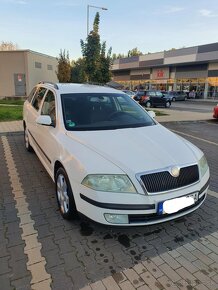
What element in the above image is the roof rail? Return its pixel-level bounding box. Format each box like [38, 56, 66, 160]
[38, 81, 59, 90]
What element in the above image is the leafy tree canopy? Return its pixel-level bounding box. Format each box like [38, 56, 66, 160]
[71, 58, 87, 83]
[81, 12, 112, 83]
[56, 49, 71, 83]
[112, 47, 143, 59]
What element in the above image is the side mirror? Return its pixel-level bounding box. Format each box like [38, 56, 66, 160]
[36, 115, 52, 126]
[147, 110, 156, 118]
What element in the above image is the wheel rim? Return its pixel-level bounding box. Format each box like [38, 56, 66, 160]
[57, 174, 69, 214]
[166, 102, 170, 107]
[146, 102, 151, 108]
[24, 128, 29, 148]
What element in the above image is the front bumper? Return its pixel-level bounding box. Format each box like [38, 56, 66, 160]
[76, 175, 209, 226]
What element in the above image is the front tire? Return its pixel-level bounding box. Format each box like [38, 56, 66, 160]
[145, 101, 152, 108]
[55, 167, 77, 220]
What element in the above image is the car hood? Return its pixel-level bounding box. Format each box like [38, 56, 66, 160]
[66, 124, 200, 174]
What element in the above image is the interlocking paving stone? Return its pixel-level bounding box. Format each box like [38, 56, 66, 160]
[102, 276, 121, 290]
[119, 280, 136, 290]
[123, 268, 144, 288]
[157, 275, 180, 290]
[140, 271, 164, 290]
[1, 122, 218, 290]
[194, 271, 218, 290]
[142, 259, 164, 279]
[158, 263, 182, 283]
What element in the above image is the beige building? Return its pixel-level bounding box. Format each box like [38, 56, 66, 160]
[0, 50, 58, 98]
[112, 42, 218, 98]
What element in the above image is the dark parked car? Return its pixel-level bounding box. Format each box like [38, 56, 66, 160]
[162, 91, 187, 101]
[122, 90, 136, 99]
[134, 90, 171, 108]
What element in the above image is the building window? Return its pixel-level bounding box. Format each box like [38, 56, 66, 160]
[47, 64, 53, 71]
[35, 62, 42, 69]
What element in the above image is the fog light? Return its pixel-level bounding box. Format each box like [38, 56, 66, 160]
[104, 213, 128, 224]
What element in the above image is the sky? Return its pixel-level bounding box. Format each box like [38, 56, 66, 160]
[0, 0, 218, 60]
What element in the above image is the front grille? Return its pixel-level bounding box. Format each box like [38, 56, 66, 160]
[140, 165, 199, 193]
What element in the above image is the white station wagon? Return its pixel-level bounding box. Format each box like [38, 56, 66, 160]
[23, 82, 210, 226]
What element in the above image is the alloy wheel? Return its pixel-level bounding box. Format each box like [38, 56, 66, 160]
[56, 174, 70, 214]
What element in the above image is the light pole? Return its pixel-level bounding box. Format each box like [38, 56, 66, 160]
[87, 5, 108, 36]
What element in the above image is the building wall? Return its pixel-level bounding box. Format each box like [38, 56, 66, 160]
[26, 51, 58, 96]
[111, 42, 218, 97]
[0, 51, 25, 97]
[0, 50, 58, 98]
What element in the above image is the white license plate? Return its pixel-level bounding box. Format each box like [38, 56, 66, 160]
[160, 193, 198, 214]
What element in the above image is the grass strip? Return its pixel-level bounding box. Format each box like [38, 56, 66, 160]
[0, 106, 23, 121]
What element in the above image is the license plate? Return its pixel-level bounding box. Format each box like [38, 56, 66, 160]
[158, 192, 198, 215]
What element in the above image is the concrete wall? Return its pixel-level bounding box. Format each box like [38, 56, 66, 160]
[0, 51, 25, 97]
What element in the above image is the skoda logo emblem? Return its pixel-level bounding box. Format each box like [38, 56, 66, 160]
[170, 166, 180, 177]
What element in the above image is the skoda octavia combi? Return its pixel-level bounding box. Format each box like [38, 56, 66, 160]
[23, 82, 210, 226]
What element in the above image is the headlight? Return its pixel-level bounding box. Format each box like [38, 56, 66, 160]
[199, 155, 209, 177]
[81, 174, 137, 193]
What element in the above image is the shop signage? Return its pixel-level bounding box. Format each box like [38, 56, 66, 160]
[152, 68, 169, 80]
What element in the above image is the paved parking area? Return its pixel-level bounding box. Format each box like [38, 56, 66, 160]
[0, 120, 218, 290]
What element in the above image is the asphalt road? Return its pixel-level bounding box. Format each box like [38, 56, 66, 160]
[163, 120, 218, 192]
[170, 100, 217, 113]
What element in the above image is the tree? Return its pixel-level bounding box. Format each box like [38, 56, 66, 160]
[127, 47, 142, 57]
[112, 48, 142, 60]
[112, 53, 125, 60]
[99, 42, 112, 83]
[71, 58, 87, 83]
[0, 41, 18, 51]
[56, 49, 71, 83]
[81, 12, 112, 83]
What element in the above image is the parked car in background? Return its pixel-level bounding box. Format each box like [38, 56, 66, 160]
[162, 91, 187, 101]
[134, 90, 171, 108]
[213, 104, 218, 119]
[122, 90, 135, 99]
[23, 82, 209, 226]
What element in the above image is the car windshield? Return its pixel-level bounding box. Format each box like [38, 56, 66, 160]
[61, 93, 155, 131]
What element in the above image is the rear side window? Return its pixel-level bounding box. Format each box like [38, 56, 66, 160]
[148, 91, 155, 96]
[156, 92, 163, 97]
[27, 87, 37, 102]
[32, 87, 47, 111]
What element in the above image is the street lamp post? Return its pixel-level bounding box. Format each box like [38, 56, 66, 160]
[87, 5, 108, 36]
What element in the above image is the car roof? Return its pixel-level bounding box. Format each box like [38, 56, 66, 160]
[38, 82, 123, 94]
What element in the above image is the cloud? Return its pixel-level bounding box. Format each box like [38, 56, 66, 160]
[154, 6, 185, 15]
[199, 9, 218, 17]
